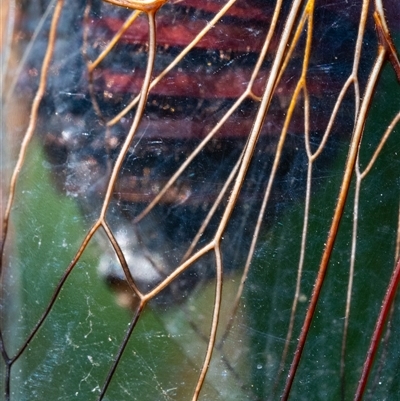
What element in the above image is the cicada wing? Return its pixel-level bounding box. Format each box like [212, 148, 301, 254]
[1, 1, 400, 400]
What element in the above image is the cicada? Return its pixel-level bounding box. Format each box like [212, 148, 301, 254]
[1, 0, 400, 400]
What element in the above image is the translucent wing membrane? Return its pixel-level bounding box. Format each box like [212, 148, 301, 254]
[1, 0, 400, 400]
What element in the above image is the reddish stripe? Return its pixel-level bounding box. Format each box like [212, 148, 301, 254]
[94, 68, 337, 99]
[94, 16, 271, 53]
[112, 109, 328, 140]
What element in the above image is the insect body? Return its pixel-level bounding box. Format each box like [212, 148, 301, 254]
[34, 0, 366, 302]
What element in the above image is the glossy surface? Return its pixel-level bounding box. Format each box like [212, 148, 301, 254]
[1, 1, 400, 400]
